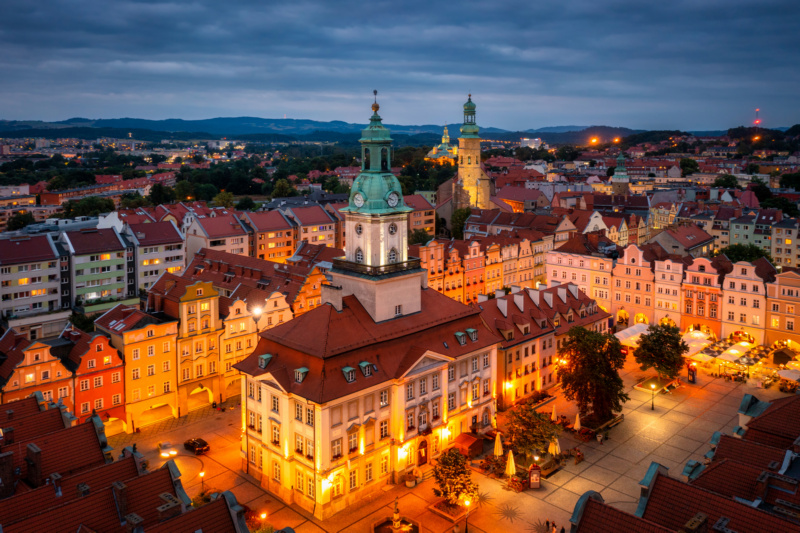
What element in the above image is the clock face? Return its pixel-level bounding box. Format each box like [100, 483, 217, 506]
[353, 193, 365, 207]
[387, 192, 399, 207]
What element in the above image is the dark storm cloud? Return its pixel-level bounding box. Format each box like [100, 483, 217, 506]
[1, 0, 798, 130]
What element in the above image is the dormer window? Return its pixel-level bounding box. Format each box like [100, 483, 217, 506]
[343, 367, 356, 383]
[197, 288, 203, 296]
[359, 361, 373, 377]
[258, 354, 272, 369]
[294, 367, 308, 383]
[147, 330, 154, 338]
[455, 332, 467, 346]
[466, 328, 477, 342]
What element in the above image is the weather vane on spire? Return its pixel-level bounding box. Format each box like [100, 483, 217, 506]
[372, 90, 380, 113]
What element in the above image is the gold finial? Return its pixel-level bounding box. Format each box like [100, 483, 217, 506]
[372, 90, 379, 113]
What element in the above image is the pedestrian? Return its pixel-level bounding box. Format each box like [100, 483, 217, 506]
[561, 527, 566, 533]
[545, 520, 550, 530]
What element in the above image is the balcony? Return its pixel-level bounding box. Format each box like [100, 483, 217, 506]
[332, 257, 421, 278]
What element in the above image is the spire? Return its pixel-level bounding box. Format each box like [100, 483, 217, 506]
[442, 123, 450, 144]
[372, 89, 379, 114]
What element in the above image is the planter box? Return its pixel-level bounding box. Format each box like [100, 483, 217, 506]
[428, 500, 467, 523]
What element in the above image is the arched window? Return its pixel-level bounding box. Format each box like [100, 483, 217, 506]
[388, 223, 397, 235]
[355, 224, 363, 236]
[355, 248, 364, 264]
[363, 148, 371, 170]
[381, 147, 389, 171]
[388, 248, 398, 263]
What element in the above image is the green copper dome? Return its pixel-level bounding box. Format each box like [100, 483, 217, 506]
[460, 93, 480, 139]
[463, 94, 476, 111]
[342, 93, 412, 216]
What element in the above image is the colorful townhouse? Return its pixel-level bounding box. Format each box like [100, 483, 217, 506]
[95, 304, 179, 432]
[122, 220, 185, 292]
[242, 210, 296, 262]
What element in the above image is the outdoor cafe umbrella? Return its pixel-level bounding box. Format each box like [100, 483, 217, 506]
[551, 404, 557, 422]
[574, 413, 581, 431]
[778, 369, 800, 383]
[547, 438, 562, 456]
[505, 450, 517, 478]
[737, 356, 756, 366]
[494, 432, 503, 457]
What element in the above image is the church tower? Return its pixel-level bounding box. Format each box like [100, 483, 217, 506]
[456, 95, 491, 209]
[328, 92, 426, 322]
[610, 152, 630, 195]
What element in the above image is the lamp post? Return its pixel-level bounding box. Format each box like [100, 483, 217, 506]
[650, 383, 656, 411]
[260, 512, 267, 529]
[199, 471, 205, 493]
[464, 498, 471, 533]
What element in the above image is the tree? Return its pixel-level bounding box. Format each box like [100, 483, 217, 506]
[633, 324, 688, 380]
[556, 145, 580, 161]
[558, 327, 629, 423]
[7, 211, 36, 230]
[68, 312, 95, 333]
[761, 196, 800, 217]
[408, 229, 432, 245]
[505, 403, 561, 459]
[451, 208, 471, 240]
[745, 163, 761, 175]
[606, 166, 616, 177]
[271, 178, 295, 198]
[213, 191, 235, 208]
[194, 183, 218, 201]
[236, 196, 257, 211]
[62, 196, 115, 218]
[431, 448, 479, 507]
[712, 175, 740, 189]
[680, 158, 699, 177]
[174, 180, 195, 201]
[147, 183, 176, 205]
[749, 177, 772, 202]
[120, 193, 150, 209]
[713, 243, 772, 263]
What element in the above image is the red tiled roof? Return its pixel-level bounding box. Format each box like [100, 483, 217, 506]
[575, 495, 672, 533]
[235, 289, 501, 403]
[0, 235, 59, 266]
[128, 221, 183, 246]
[194, 213, 248, 238]
[285, 205, 335, 226]
[63, 228, 125, 255]
[95, 304, 165, 333]
[494, 187, 544, 202]
[712, 434, 787, 468]
[743, 394, 800, 449]
[403, 194, 434, 211]
[4, 408, 66, 444]
[243, 210, 294, 232]
[664, 225, 714, 249]
[641, 469, 800, 532]
[147, 493, 240, 533]
[0, 396, 43, 421]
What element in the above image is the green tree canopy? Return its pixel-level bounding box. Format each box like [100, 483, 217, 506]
[194, 183, 218, 201]
[749, 177, 772, 202]
[120, 193, 150, 209]
[408, 229, 432, 245]
[451, 207, 471, 240]
[505, 402, 561, 459]
[68, 312, 95, 333]
[556, 145, 580, 161]
[558, 327, 629, 423]
[7, 211, 36, 230]
[147, 183, 176, 205]
[712, 175, 740, 189]
[760, 196, 800, 217]
[271, 178, 296, 198]
[62, 196, 116, 218]
[713, 243, 772, 263]
[431, 448, 479, 507]
[633, 324, 688, 380]
[236, 196, 257, 211]
[212, 191, 235, 208]
[174, 180, 195, 201]
[779, 172, 800, 191]
[680, 158, 699, 177]
[744, 163, 761, 175]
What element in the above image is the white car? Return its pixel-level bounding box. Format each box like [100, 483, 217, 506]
[158, 441, 178, 458]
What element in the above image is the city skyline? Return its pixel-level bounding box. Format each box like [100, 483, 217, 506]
[1, 0, 799, 130]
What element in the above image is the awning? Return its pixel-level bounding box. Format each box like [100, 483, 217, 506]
[773, 349, 795, 366]
[716, 352, 741, 363]
[778, 369, 800, 382]
[614, 323, 650, 347]
[690, 353, 715, 363]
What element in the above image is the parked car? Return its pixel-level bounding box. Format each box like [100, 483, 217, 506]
[184, 438, 210, 454]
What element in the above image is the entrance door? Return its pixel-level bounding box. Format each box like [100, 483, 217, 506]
[417, 440, 428, 466]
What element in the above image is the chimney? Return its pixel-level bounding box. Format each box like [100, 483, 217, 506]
[156, 492, 182, 521]
[514, 292, 525, 312]
[756, 471, 798, 500]
[77, 482, 91, 497]
[494, 289, 506, 299]
[2, 427, 13, 445]
[557, 286, 567, 303]
[679, 513, 708, 533]
[113, 481, 128, 517]
[550, 280, 560, 288]
[0, 451, 15, 499]
[477, 294, 489, 303]
[321, 284, 343, 312]
[509, 285, 521, 294]
[123, 513, 144, 532]
[25, 443, 42, 488]
[50, 472, 63, 496]
[497, 298, 508, 318]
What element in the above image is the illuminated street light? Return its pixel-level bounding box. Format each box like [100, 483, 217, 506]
[464, 497, 471, 533]
[650, 383, 656, 410]
[200, 471, 205, 493]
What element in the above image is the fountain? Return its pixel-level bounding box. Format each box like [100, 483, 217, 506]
[372, 497, 420, 532]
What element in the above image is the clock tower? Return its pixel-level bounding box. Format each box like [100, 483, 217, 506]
[328, 93, 426, 322]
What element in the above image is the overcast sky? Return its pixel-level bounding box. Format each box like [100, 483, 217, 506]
[1, 0, 798, 131]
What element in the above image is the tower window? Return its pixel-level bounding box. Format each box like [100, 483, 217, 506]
[388, 223, 397, 235]
[355, 248, 364, 264]
[355, 224, 363, 236]
[388, 248, 397, 263]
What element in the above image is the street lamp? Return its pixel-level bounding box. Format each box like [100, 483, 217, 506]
[199, 471, 205, 493]
[464, 498, 471, 533]
[260, 512, 267, 529]
[650, 383, 656, 411]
